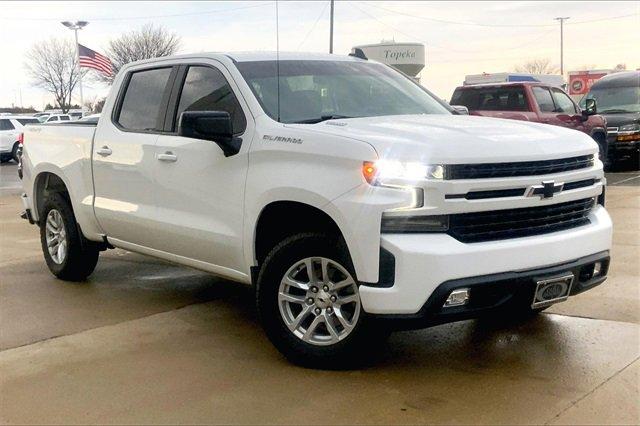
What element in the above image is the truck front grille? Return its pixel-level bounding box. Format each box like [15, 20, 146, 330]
[447, 155, 594, 179]
[448, 198, 595, 243]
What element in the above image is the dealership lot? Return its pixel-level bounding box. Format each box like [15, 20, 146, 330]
[1, 162, 638, 424]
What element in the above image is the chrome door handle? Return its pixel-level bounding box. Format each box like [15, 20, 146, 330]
[96, 146, 112, 156]
[157, 152, 178, 162]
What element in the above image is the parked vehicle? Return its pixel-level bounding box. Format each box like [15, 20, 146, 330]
[0, 115, 38, 163]
[450, 82, 610, 167]
[38, 114, 71, 123]
[78, 114, 100, 124]
[20, 52, 612, 367]
[580, 71, 640, 168]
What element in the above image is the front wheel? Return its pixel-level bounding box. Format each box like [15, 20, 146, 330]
[40, 193, 100, 281]
[256, 233, 386, 369]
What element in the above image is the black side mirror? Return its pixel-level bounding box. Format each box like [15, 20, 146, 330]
[582, 98, 597, 119]
[178, 111, 241, 157]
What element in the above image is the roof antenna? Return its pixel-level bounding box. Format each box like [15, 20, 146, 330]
[276, 0, 281, 122]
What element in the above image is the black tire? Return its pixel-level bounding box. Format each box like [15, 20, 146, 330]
[40, 193, 100, 281]
[256, 232, 387, 369]
[11, 142, 20, 163]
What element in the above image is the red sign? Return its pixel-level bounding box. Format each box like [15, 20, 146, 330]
[568, 71, 610, 95]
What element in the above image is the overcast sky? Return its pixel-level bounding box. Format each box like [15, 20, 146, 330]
[1, 0, 638, 109]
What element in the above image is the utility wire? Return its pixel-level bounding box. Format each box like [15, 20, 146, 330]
[351, 2, 556, 54]
[0, 2, 274, 21]
[297, 1, 331, 51]
[359, 2, 639, 28]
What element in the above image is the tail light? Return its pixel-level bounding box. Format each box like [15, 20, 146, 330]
[18, 132, 24, 145]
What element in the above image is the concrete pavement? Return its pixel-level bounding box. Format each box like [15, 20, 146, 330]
[1, 162, 639, 424]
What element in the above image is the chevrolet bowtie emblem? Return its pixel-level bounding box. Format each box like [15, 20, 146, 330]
[527, 180, 564, 199]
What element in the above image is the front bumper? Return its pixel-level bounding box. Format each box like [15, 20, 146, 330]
[359, 205, 612, 315]
[373, 251, 609, 330]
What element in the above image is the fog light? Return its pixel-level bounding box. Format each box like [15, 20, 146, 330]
[593, 261, 603, 277]
[444, 288, 470, 307]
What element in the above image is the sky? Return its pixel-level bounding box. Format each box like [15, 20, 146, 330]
[1, 0, 639, 109]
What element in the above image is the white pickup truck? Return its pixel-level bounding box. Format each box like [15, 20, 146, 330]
[21, 52, 612, 367]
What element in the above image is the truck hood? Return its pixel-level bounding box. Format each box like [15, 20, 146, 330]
[296, 114, 598, 164]
[601, 112, 640, 128]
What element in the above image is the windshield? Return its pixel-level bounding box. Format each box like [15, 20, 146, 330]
[16, 118, 39, 125]
[580, 85, 640, 113]
[236, 60, 450, 123]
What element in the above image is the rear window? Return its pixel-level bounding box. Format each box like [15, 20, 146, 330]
[451, 86, 528, 111]
[16, 118, 39, 125]
[117, 67, 173, 131]
[0, 119, 15, 130]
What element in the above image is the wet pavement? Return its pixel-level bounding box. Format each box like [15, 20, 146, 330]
[1, 162, 639, 424]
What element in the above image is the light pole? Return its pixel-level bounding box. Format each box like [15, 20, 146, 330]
[61, 20, 88, 116]
[329, 0, 334, 54]
[554, 17, 569, 76]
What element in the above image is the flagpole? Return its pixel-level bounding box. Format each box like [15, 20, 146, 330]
[74, 29, 84, 117]
[61, 21, 88, 116]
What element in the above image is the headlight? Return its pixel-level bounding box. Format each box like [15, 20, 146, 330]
[619, 123, 640, 133]
[362, 160, 444, 185]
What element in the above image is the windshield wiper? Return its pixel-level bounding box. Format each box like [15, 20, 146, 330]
[292, 115, 355, 124]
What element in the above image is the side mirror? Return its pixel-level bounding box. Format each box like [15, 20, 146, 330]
[451, 105, 469, 115]
[178, 111, 241, 157]
[582, 98, 597, 119]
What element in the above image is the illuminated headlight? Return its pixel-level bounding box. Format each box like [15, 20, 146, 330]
[381, 214, 449, 233]
[363, 160, 445, 184]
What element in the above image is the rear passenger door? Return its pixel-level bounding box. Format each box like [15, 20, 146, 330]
[152, 62, 253, 273]
[0, 119, 18, 154]
[93, 66, 176, 247]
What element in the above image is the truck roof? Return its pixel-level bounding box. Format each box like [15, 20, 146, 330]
[592, 71, 640, 88]
[455, 82, 551, 89]
[123, 51, 366, 69]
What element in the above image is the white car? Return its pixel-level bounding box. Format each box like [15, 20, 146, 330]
[38, 114, 71, 123]
[0, 115, 39, 163]
[20, 52, 612, 367]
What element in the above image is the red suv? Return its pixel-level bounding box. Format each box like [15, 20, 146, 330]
[451, 82, 609, 167]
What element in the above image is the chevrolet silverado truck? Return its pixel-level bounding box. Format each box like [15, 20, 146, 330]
[20, 52, 612, 368]
[450, 82, 610, 168]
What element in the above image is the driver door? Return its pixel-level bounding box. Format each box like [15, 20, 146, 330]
[152, 63, 252, 273]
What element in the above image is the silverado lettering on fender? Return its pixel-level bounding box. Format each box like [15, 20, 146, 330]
[20, 52, 612, 368]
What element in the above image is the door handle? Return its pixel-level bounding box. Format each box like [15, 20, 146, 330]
[96, 146, 112, 156]
[157, 152, 178, 162]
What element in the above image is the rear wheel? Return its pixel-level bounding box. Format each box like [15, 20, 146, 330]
[40, 193, 100, 281]
[256, 233, 386, 369]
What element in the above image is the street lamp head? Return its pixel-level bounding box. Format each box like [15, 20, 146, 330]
[61, 20, 89, 30]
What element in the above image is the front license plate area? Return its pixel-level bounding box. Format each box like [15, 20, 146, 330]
[532, 273, 574, 309]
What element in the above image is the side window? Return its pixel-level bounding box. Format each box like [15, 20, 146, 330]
[49, 117, 58, 122]
[117, 67, 173, 131]
[176, 66, 246, 134]
[60, 116, 70, 121]
[532, 87, 555, 113]
[0, 119, 15, 130]
[551, 88, 577, 114]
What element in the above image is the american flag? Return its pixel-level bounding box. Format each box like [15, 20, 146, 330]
[78, 44, 113, 76]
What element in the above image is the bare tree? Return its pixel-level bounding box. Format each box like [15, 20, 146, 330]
[613, 63, 627, 72]
[514, 58, 560, 75]
[25, 38, 85, 113]
[100, 23, 181, 84]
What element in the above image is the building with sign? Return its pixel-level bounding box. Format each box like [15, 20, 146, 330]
[352, 41, 425, 81]
[568, 69, 613, 101]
